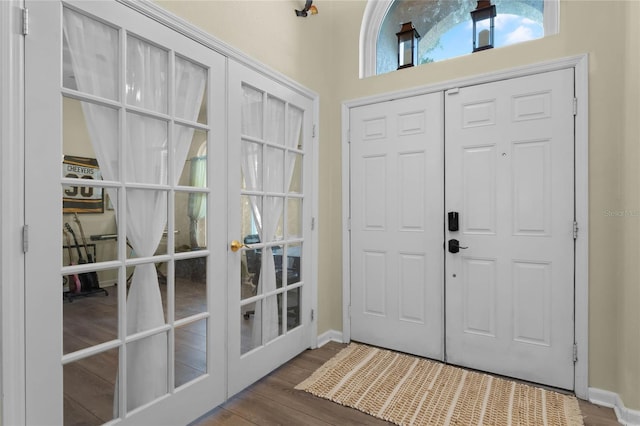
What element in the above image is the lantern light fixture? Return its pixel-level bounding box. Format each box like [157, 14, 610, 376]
[471, 0, 496, 52]
[396, 22, 420, 70]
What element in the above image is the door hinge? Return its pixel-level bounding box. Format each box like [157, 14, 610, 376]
[311, 217, 316, 230]
[573, 98, 578, 116]
[347, 217, 351, 231]
[22, 8, 29, 36]
[573, 343, 578, 363]
[311, 309, 315, 321]
[22, 225, 29, 253]
[573, 221, 579, 240]
[312, 124, 316, 138]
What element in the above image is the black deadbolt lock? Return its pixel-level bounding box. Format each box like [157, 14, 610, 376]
[448, 212, 459, 232]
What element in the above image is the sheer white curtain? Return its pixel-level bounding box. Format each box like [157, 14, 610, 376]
[240, 89, 303, 346]
[64, 8, 206, 411]
[188, 156, 207, 248]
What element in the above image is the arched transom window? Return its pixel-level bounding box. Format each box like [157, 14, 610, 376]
[361, 0, 557, 77]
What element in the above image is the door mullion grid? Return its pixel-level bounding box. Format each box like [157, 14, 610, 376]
[281, 102, 290, 325]
[117, 25, 128, 418]
[166, 48, 177, 396]
[259, 90, 268, 346]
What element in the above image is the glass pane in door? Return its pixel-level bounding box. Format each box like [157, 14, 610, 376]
[126, 35, 168, 114]
[175, 320, 207, 387]
[125, 114, 169, 185]
[177, 128, 207, 188]
[288, 152, 303, 193]
[62, 267, 118, 355]
[63, 8, 118, 100]
[175, 191, 208, 251]
[126, 333, 169, 412]
[175, 257, 207, 320]
[63, 348, 119, 426]
[241, 300, 261, 355]
[175, 56, 208, 125]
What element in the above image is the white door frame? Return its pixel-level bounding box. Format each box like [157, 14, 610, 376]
[0, 0, 318, 423]
[1, 1, 27, 425]
[342, 54, 589, 399]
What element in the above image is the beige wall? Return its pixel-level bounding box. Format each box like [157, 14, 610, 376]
[157, 0, 640, 409]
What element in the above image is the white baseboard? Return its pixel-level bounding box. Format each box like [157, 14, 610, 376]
[589, 388, 640, 425]
[99, 279, 117, 288]
[317, 329, 344, 348]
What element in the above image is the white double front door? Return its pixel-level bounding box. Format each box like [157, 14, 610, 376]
[350, 69, 575, 390]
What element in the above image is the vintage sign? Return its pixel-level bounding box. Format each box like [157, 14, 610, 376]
[62, 155, 103, 213]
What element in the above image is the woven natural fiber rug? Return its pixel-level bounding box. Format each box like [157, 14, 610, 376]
[295, 343, 583, 426]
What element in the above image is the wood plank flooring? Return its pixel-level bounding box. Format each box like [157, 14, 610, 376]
[64, 283, 619, 426]
[191, 341, 620, 426]
[63, 277, 209, 426]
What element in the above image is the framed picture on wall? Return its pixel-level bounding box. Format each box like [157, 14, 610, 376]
[62, 155, 104, 213]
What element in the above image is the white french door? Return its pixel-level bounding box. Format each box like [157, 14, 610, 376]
[227, 60, 315, 396]
[349, 69, 575, 390]
[25, 1, 226, 424]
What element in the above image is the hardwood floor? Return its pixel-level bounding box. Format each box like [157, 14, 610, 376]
[64, 284, 619, 426]
[63, 276, 210, 426]
[191, 342, 620, 426]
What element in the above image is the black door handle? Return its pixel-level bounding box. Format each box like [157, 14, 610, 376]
[448, 239, 468, 254]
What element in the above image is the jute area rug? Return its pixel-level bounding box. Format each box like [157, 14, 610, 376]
[295, 343, 583, 426]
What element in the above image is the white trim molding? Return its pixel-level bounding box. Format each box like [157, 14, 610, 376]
[1, 0, 26, 425]
[342, 54, 589, 399]
[317, 330, 344, 348]
[358, 0, 392, 79]
[589, 388, 640, 426]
